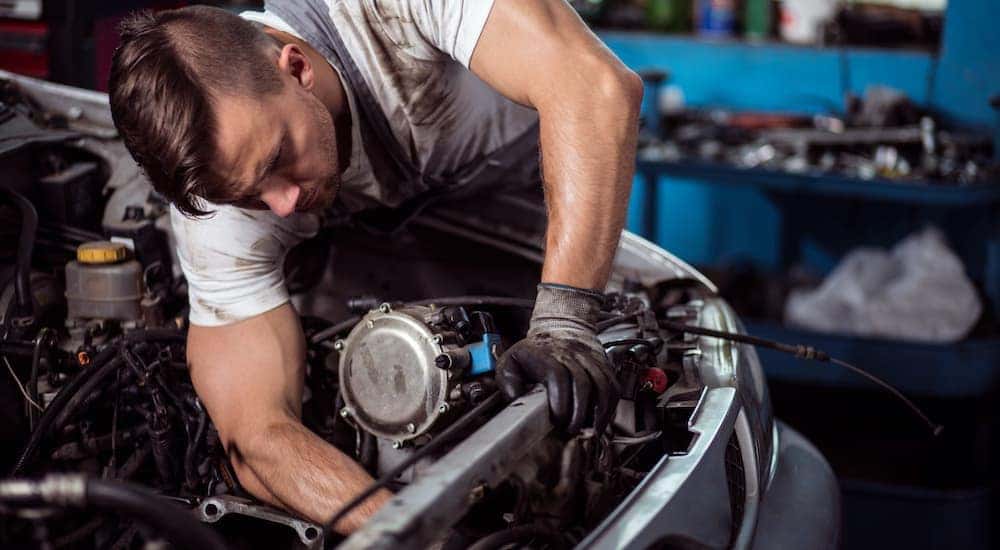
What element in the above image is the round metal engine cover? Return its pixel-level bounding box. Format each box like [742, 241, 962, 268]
[338, 306, 448, 442]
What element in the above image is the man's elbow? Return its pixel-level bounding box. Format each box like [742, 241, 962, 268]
[592, 64, 644, 117]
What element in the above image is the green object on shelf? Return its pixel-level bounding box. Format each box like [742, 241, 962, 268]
[645, 0, 691, 33]
[744, 0, 771, 40]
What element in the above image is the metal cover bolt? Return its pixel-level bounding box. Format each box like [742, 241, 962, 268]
[406, 423, 416, 433]
[379, 303, 392, 313]
[333, 340, 345, 351]
[468, 483, 486, 504]
[392, 440, 404, 449]
[340, 408, 351, 418]
[438, 403, 450, 413]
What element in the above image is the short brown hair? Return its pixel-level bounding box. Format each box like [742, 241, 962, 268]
[109, 6, 284, 217]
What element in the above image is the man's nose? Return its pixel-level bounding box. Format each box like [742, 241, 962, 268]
[259, 182, 301, 218]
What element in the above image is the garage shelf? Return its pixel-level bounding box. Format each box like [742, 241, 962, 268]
[635, 159, 1000, 208]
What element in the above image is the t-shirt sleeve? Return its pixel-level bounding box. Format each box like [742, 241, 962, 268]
[374, 0, 497, 68]
[170, 204, 320, 327]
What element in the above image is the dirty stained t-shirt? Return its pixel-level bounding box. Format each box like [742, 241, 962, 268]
[172, 0, 539, 326]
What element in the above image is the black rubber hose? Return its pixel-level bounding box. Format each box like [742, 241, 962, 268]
[467, 524, 566, 550]
[84, 478, 227, 549]
[9, 344, 122, 476]
[2, 188, 38, 317]
[309, 316, 361, 344]
[185, 406, 208, 490]
[26, 328, 54, 430]
[123, 329, 186, 344]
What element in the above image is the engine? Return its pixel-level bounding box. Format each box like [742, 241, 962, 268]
[336, 303, 501, 446]
[0, 73, 718, 549]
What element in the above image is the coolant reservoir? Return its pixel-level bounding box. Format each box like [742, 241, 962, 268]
[65, 241, 143, 321]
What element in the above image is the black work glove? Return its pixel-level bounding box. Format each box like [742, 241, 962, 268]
[496, 283, 620, 434]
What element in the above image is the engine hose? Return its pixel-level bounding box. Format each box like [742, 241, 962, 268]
[0, 474, 227, 549]
[185, 406, 208, 490]
[10, 331, 185, 476]
[2, 187, 38, 318]
[9, 344, 123, 476]
[467, 524, 566, 550]
[309, 316, 361, 344]
[123, 328, 186, 344]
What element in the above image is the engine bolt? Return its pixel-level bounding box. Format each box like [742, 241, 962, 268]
[438, 403, 450, 413]
[468, 483, 486, 504]
[392, 440, 404, 449]
[432, 334, 443, 344]
[434, 354, 452, 370]
[379, 303, 391, 313]
[406, 423, 416, 433]
[333, 340, 345, 351]
[340, 407, 351, 418]
[366, 320, 375, 329]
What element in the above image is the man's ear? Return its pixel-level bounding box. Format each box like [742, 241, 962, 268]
[277, 43, 315, 91]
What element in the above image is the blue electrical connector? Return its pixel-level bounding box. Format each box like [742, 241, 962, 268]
[468, 333, 501, 375]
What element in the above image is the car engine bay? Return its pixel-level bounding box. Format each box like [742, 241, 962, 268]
[0, 71, 757, 549]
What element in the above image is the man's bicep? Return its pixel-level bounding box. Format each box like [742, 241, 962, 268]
[187, 303, 307, 438]
[469, 0, 631, 109]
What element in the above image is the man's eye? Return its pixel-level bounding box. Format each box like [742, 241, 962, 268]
[271, 143, 285, 170]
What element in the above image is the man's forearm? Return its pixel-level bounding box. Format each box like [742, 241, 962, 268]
[239, 419, 391, 533]
[537, 68, 642, 290]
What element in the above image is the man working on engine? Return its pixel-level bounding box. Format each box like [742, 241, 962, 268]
[108, 0, 640, 534]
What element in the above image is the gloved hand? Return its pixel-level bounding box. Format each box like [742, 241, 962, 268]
[496, 283, 620, 434]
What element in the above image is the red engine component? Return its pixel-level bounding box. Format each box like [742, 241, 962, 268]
[640, 367, 669, 394]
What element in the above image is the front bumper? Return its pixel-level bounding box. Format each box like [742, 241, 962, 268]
[753, 421, 841, 550]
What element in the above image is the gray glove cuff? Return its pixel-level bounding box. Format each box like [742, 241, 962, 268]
[528, 283, 604, 335]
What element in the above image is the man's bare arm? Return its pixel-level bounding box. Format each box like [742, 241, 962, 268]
[187, 303, 390, 533]
[471, 0, 642, 289]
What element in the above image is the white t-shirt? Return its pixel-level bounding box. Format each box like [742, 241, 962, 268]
[172, 0, 538, 326]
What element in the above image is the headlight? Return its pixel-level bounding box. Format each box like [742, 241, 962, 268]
[694, 297, 776, 491]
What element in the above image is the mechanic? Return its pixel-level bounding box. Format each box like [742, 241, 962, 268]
[107, 0, 641, 534]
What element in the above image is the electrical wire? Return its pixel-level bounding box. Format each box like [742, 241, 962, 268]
[27, 328, 54, 430]
[322, 392, 503, 540]
[658, 319, 943, 437]
[3, 355, 43, 412]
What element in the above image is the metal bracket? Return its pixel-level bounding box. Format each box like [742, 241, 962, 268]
[198, 495, 323, 548]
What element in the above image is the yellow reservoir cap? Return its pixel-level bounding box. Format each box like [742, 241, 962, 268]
[77, 241, 129, 264]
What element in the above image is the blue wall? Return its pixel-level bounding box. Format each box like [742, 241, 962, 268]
[606, 0, 1000, 271]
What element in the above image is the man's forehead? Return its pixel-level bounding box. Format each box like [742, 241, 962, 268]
[212, 95, 277, 189]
